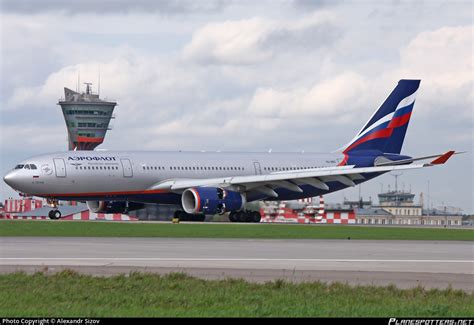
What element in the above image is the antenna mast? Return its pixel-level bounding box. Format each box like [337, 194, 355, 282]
[98, 66, 101, 96]
[391, 172, 403, 192]
[84, 82, 92, 95]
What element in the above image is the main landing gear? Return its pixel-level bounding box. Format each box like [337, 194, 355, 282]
[229, 211, 261, 223]
[47, 199, 61, 220]
[173, 210, 206, 222]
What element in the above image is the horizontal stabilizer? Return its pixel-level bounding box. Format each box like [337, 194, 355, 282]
[430, 150, 456, 165]
[375, 151, 462, 167]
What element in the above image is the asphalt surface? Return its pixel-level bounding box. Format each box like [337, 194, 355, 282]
[1, 237, 473, 291]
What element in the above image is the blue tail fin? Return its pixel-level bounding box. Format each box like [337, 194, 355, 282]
[341, 79, 420, 154]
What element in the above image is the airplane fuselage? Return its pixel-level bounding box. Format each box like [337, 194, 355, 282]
[5, 150, 373, 204]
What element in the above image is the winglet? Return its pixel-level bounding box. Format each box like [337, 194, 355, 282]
[430, 151, 455, 165]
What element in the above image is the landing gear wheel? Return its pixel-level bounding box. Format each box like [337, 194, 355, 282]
[229, 212, 238, 222]
[251, 211, 261, 223]
[235, 211, 248, 222]
[48, 210, 61, 220]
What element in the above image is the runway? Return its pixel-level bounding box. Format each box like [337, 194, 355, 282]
[1, 237, 472, 291]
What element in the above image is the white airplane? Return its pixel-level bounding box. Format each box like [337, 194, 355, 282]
[4, 80, 459, 221]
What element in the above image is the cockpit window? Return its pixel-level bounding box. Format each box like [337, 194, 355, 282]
[13, 164, 37, 170]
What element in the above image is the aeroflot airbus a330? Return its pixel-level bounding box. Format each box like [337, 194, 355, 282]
[4, 80, 460, 221]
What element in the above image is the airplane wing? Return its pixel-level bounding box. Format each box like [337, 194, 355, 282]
[149, 151, 458, 198]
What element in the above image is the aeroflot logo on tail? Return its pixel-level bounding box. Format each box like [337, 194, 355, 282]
[68, 157, 116, 161]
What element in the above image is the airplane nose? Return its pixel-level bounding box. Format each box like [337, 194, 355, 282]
[3, 171, 17, 188]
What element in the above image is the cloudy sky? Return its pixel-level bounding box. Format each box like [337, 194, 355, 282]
[0, 0, 472, 212]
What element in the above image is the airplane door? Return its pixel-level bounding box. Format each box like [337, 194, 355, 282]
[253, 162, 262, 175]
[53, 158, 66, 177]
[121, 159, 133, 177]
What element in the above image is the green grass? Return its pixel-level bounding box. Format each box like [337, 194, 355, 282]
[0, 271, 472, 317]
[0, 220, 472, 240]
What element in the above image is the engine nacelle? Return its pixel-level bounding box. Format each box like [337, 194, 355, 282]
[181, 187, 246, 215]
[86, 201, 144, 214]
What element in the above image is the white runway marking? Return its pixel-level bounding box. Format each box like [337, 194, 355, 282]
[1, 258, 472, 263]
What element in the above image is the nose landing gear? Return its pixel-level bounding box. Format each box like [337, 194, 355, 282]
[47, 199, 61, 220]
[48, 210, 62, 220]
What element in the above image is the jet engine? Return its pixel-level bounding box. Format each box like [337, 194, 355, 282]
[86, 201, 144, 214]
[181, 187, 246, 215]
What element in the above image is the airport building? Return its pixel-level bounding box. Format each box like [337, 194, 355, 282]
[259, 186, 464, 226]
[355, 190, 463, 226]
[58, 84, 116, 150]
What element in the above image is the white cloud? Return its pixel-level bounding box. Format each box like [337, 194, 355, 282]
[397, 25, 473, 120]
[248, 72, 368, 120]
[183, 17, 274, 64]
[0, 124, 67, 153]
[400, 25, 473, 87]
[182, 11, 336, 65]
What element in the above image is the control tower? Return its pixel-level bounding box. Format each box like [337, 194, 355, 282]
[58, 83, 116, 150]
